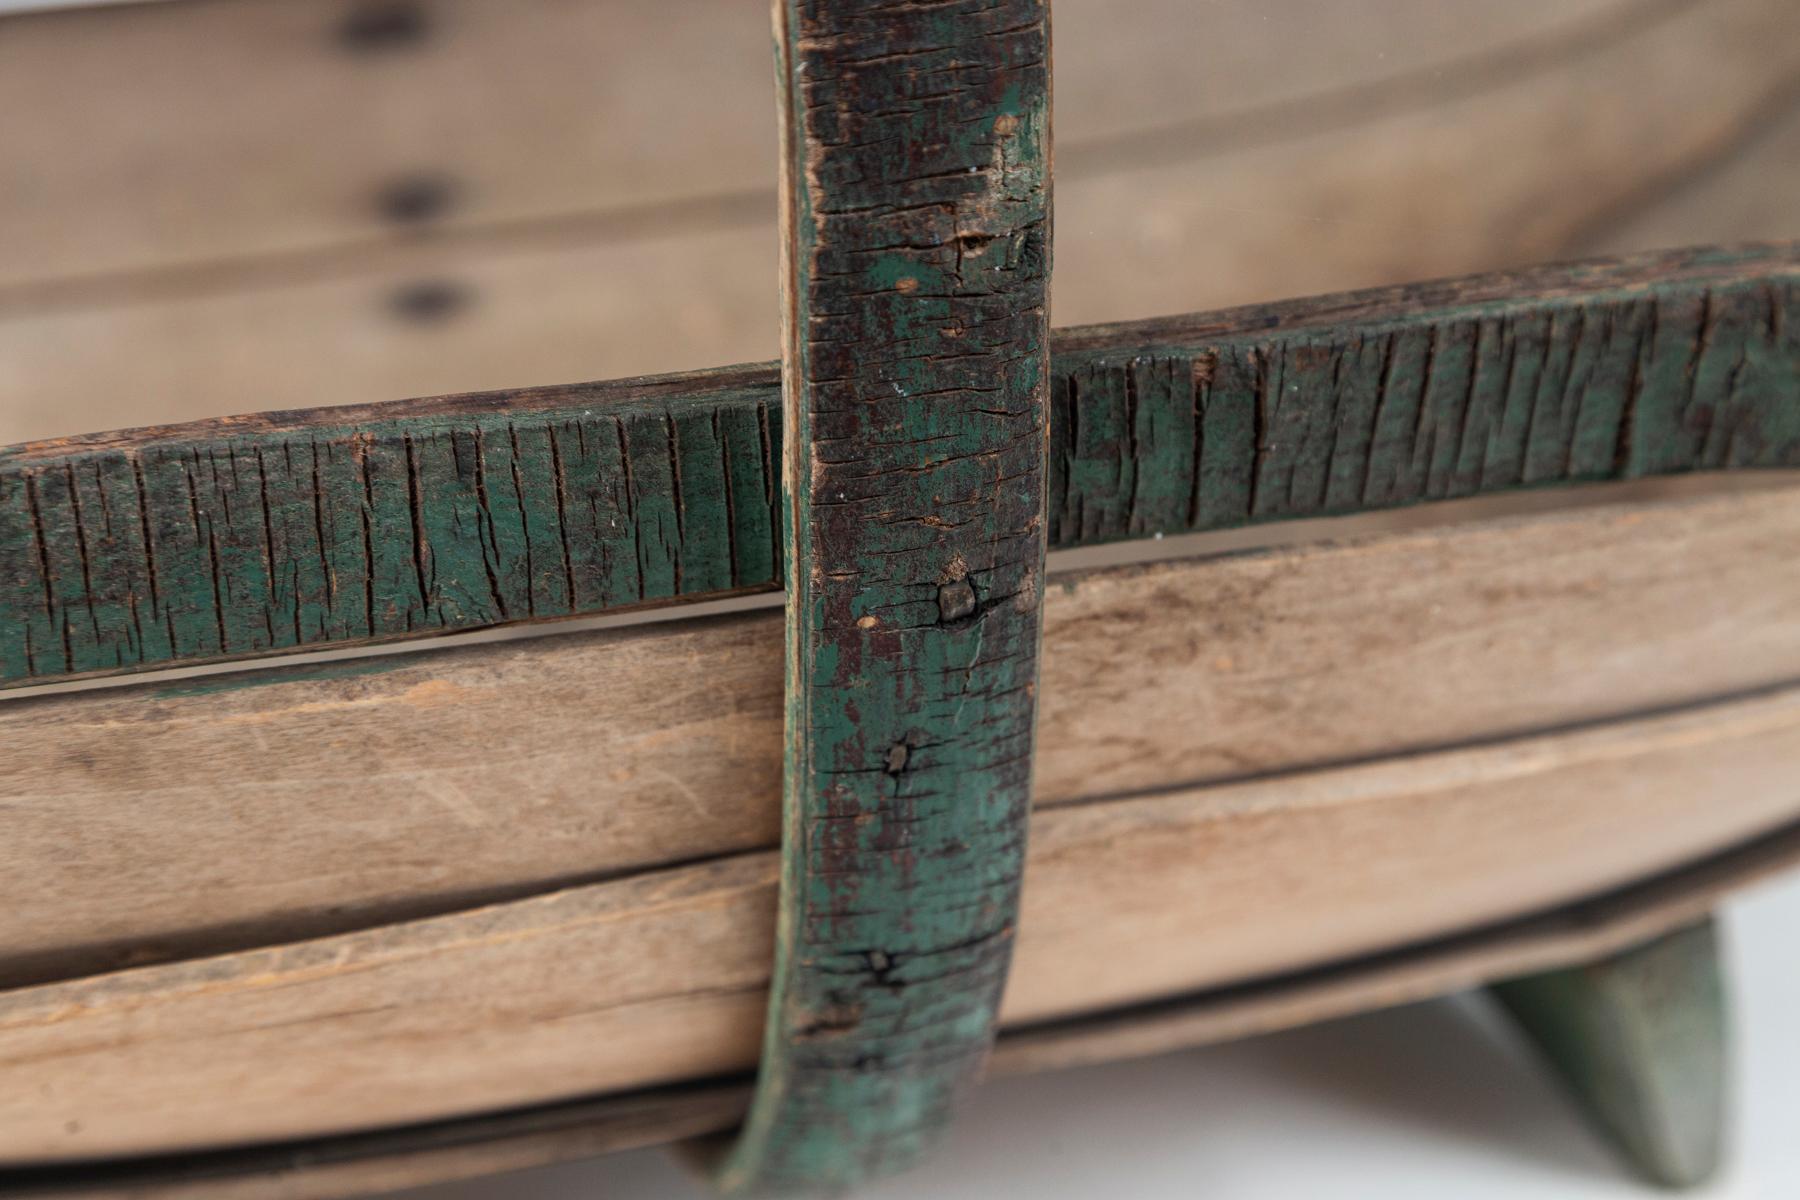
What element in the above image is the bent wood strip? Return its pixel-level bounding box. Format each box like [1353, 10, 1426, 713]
[990, 819, 1799, 1080]
[7, 484, 1800, 986]
[14, 820, 1800, 1200]
[3, 244, 1795, 688]
[13, 820, 1798, 1200]
[2, 684, 1799, 1163]
[717, 3, 1052, 1190]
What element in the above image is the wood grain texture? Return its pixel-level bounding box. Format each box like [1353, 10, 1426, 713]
[0, 0, 1625, 293]
[1053, 0, 1800, 335]
[4, 245, 1794, 689]
[1, 685, 1798, 1165]
[1492, 919, 1728, 1188]
[1587, 94, 1800, 262]
[4, 0, 1795, 443]
[0, 4, 1791, 1193]
[0, 1084, 758, 1200]
[7, 484, 1800, 988]
[716, 3, 1052, 1191]
[0, 367, 785, 687]
[9, 823, 1797, 1200]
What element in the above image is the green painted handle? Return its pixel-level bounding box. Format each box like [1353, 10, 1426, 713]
[712, 1, 1051, 1193]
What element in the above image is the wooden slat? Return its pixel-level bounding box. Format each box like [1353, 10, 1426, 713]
[3, 0, 1796, 444]
[991, 819, 1800, 1080]
[6, 483, 1800, 987]
[0, 1083, 764, 1200]
[0, 0, 780, 294]
[0, 0, 1627, 293]
[4, 245, 1795, 689]
[1588, 94, 1800, 260]
[10, 818, 1799, 1200]
[1, 680, 1797, 1163]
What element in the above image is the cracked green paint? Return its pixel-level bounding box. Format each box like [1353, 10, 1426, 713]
[710, 2, 1050, 1193]
[2, 248, 1796, 689]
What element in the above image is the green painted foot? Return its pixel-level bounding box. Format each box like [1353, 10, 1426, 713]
[1490, 918, 1728, 1189]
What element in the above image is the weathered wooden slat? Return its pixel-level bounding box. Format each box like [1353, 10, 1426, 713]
[4, 245, 1795, 689]
[7, 819, 1797, 1200]
[0, 684, 1797, 1165]
[0, 369, 779, 685]
[6, 0, 1797, 448]
[6, 483, 1797, 991]
[0, 0, 1689, 295]
[714, 3, 1053, 1191]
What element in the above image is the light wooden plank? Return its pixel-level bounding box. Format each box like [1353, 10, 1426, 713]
[1051, 0, 1800, 332]
[3, 0, 1797, 445]
[0, 1083, 759, 1200]
[714, 3, 1053, 1190]
[1586, 85, 1800, 259]
[989, 814, 1800, 1077]
[6, 484, 1800, 987]
[12, 817, 1800, 1200]
[0, 0, 1623, 292]
[1, 681, 1798, 1162]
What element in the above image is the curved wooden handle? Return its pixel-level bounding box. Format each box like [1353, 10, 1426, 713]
[713, 1, 1053, 1193]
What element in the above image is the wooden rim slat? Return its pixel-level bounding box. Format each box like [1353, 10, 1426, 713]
[3, 815, 1795, 1200]
[1, 244, 1794, 691]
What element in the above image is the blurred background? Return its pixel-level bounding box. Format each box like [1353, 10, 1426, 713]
[2, 1, 1796, 1196]
[1, 0, 1796, 448]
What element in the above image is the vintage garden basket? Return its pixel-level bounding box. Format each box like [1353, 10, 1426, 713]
[1, 0, 1798, 1195]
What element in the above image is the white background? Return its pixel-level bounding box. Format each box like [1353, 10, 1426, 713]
[399, 871, 1800, 1200]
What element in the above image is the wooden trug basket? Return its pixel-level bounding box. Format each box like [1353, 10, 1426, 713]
[1, 1, 1798, 1196]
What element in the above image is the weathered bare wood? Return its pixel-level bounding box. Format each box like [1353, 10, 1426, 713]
[0, 0, 1641, 293]
[11, 816, 1797, 1200]
[3, 0, 1795, 442]
[0, 681, 1797, 1163]
[5, 484, 1800, 987]
[5, 245, 1795, 689]
[0, 1083, 758, 1200]
[1587, 92, 1800, 260]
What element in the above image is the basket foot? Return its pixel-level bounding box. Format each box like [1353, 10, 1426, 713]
[1489, 917, 1727, 1189]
